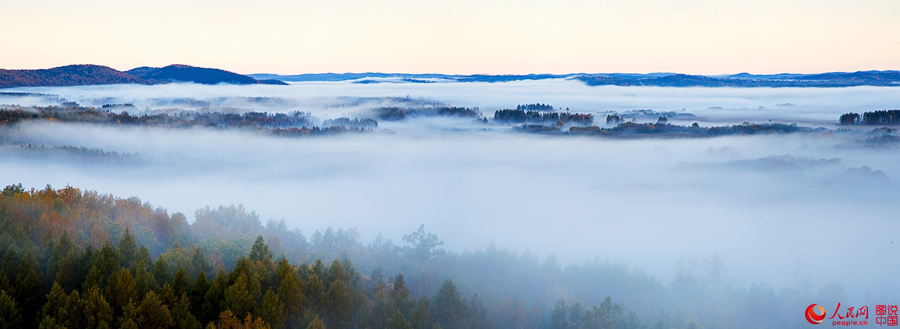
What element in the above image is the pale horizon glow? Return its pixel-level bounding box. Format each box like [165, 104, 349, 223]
[1, 0, 899, 75]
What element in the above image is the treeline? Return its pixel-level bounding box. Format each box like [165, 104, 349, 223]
[606, 115, 623, 125]
[564, 122, 821, 136]
[617, 110, 695, 119]
[0, 106, 314, 128]
[839, 110, 900, 125]
[0, 144, 138, 165]
[0, 184, 646, 329]
[514, 124, 562, 134]
[0, 110, 38, 125]
[515, 104, 554, 112]
[322, 118, 378, 129]
[0, 229, 485, 329]
[706, 122, 808, 135]
[0, 184, 845, 328]
[493, 110, 593, 126]
[0, 107, 377, 137]
[0, 64, 148, 88]
[270, 126, 370, 137]
[575, 71, 900, 87]
[373, 107, 483, 121]
[599, 111, 697, 126]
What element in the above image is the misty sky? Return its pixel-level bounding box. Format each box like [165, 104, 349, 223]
[2, 0, 899, 74]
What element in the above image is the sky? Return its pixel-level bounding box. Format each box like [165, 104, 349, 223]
[1, 0, 900, 75]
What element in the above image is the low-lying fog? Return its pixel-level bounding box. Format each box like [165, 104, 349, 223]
[2, 81, 899, 303]
[5, 79, 900, 126]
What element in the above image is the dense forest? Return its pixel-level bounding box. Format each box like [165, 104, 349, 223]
[0, 184, 641, 329]
[515, 104, 555, 112]
[0, 106, 315, 128]
[605, 110, 693, 126]
[0, 104, 860, 144]
[0, 106, 375, 138]
[373, 107, 483, 121]
[614, 110, 696, 120]
[0, 184, 852, 329]
[0, 105, 841, 141]
[839, 110, 900, 125]
[520, 121, 824, 136]
[322, 118, 378, 129]
[493, 110, 593, 126]
[606, 115, 623, 125]
[0, 65, 148, 88]
[0, 145, 138, 165]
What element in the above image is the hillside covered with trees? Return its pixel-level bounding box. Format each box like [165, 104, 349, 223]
[0, 106, 374, 138]
[126, 65, 287, 86]
[0, 184, 840, 329]
[0, 65, 285, 88]
[0, 65, 148, 88]
[0, 184, 643, 329]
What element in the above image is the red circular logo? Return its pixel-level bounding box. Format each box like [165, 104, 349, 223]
[806, 304, 826, 324]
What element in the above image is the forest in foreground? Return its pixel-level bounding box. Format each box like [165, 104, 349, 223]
[0, 184, 859, 329]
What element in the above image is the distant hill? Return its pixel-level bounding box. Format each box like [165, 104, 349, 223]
[127, 64, 287, 85]
[252, 70, 900, 87]
[123, 66, 158, 77]
[575, 71, 900, 87]
[4, 65, 899, 88]
[249, 72, 570, 82]
[250, 72, 458, 82]
[798, 70, 900, 84]
[0, 65, 148, 88]
[0, 64, 286, 88]
[721, 72, 807, 80]
[255, 79, 286, 85]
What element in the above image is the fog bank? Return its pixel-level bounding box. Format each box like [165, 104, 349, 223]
[2, 82, 899, 305]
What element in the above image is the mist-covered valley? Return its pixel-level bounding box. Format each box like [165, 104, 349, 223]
[1, 80, 899, 328]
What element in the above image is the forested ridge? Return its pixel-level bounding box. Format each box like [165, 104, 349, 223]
[575, 71, 900, 88]
[0, 184, 646, 329]
[0, 64, 284, 88]
[0, 107, 373, 138]
[520, 121, 823, 136]
[0, 105, 832, 140]
[0, 65, 148, 88]
[0, 184, 847, 329]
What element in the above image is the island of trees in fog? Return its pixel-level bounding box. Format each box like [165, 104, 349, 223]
[3, 103, 884, 141]
[839, 109, 900, 125]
